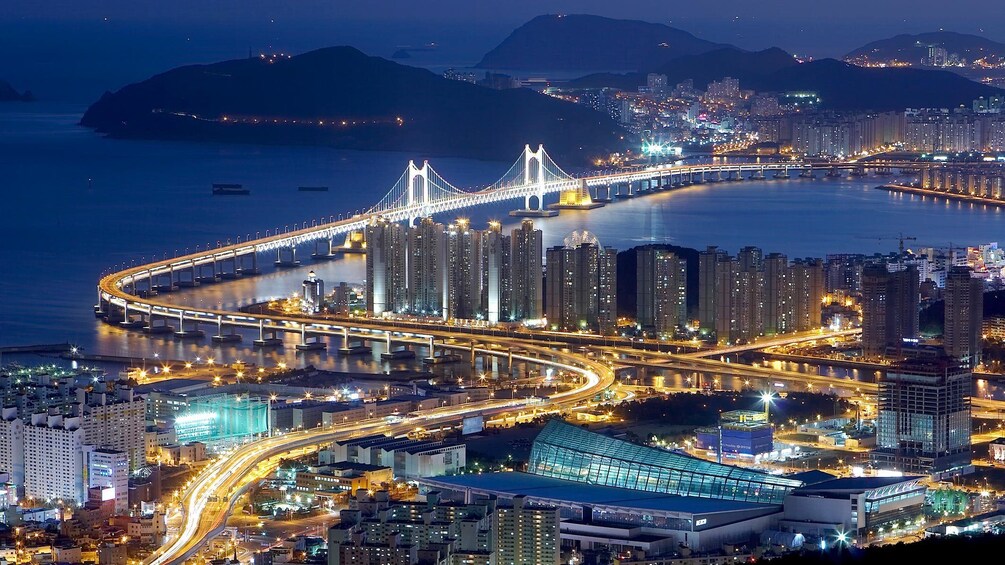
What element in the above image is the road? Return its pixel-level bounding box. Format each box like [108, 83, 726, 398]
[146, 339, 613, 565]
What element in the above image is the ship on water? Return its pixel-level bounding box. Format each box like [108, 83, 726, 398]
[212, 183, 250, 195]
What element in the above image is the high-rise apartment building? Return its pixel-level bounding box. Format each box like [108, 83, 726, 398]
[944, 266, 984, 368]
[23, 413, 85, 503]
[545, 236, 617, 333]
[365, 217, 407, 315]
[495, 495, 560, 565]
[763, 253, 792, 335]
[861, 264, 919, 357]
[872, 357, 972, 478]
[636, 248, 687, 334]
[445, 219, 481, 320]
[80, 386, 146, 472]
[700, 248, 823, 343]
[481, 221, 511, 323]
[408, 217, 446, 317]
[791, 258, 824, 332]
[698, 246, 727, 336]
[510, 220, 543, 322]
[328, 491, 497, 565]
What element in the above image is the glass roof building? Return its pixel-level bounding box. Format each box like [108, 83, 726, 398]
[529, 420, 802, 505]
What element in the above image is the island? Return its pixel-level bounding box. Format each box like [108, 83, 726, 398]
[80, 46, 625, 163]
[0, 79, 33, 102]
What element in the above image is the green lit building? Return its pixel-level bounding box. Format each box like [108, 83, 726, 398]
[174, 393, 269, 443]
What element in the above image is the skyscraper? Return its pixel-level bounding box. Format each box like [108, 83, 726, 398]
[365, 217, 407, 315]
[444, 218, 480, 320]
[481, 221, 511, 323]
[408, 217, 446, 317]
[636, 247, 687, 334]
[944, 266, 984, 368]
[545, 233, 617, 333]
[510, 220, 543, 321]
[861, 264, 919, 357]
[872, 357, 972, 478]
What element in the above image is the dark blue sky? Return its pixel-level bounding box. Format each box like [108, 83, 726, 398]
[3, 1, 1003, 102]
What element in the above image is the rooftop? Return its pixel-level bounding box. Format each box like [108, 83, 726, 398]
[422, 472, 779, 515]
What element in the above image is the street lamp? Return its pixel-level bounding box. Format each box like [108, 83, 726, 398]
[760, 391, 775, 420]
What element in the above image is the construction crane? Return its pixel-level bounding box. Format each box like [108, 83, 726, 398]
[871, 233, 917, 254]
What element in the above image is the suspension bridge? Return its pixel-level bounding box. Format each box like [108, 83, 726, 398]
[95, 144, 922, 344]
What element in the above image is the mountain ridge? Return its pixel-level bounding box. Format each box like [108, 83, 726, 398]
[80, 46, 625, 164]
[476, 14, 730, 71]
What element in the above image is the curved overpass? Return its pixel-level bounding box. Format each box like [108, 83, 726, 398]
[146, 338, 613, 565]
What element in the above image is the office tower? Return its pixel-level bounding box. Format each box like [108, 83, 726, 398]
[872, 357, 972, 478]
[698, 246, 726, 336]
[365, 217, 407, 315]
[495, 495, 560, 565]
[545, 234, 617, 333]
[86, 447, 129, 514]
[301, 270, 324, 314]
[636, 248, 687, 334]
[510, 220, 543, 321]
[861, 264, 919, 357]
[763, 253, 792, 335]
[444, 218, 481, 320]
[481, 221, 511, 323]
[944, 266, 984, 367]
[791, 258, 824, 332]
[408, 217, 446, 317]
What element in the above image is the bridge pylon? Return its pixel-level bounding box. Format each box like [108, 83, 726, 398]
[407, 160, 431, 226]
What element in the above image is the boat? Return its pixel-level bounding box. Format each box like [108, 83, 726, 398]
[212, 183, 250, 195]
[298, 186, 329, 192]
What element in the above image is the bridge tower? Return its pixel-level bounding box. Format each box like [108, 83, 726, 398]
[407, 160, 431, 226]
[523, 144, 546, 211]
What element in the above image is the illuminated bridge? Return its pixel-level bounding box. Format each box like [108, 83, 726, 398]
[96, 144, 920, 348]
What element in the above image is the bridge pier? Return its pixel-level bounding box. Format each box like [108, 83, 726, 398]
[143, 312, 174, 335]
[773, 167, 790, 179]
[176, 262, 199, 288]
[219, 251, 241, 279]
[275, 245, 301, 268]
[799, 168, 816, 179]
[825, 167, 843, 179]
[296, 327, 327, 351]
[211, 316, 242, 343]
[152, 271, 176, 293]
[615, 181, 635, 199]
[119, 303, 145, 329]
[174, 312, 205, 339]
[253, 321, 283, 348]
[238, 251, 259, 275]
[196, 261, 219, 284]
[749, 168, 766, 180]
[312, 238, 338, 261]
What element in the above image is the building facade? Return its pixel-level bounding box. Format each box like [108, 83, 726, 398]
[872, 358, 972, 478]
[636, 247, 687, 334]
[943, 266, 983, 368]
